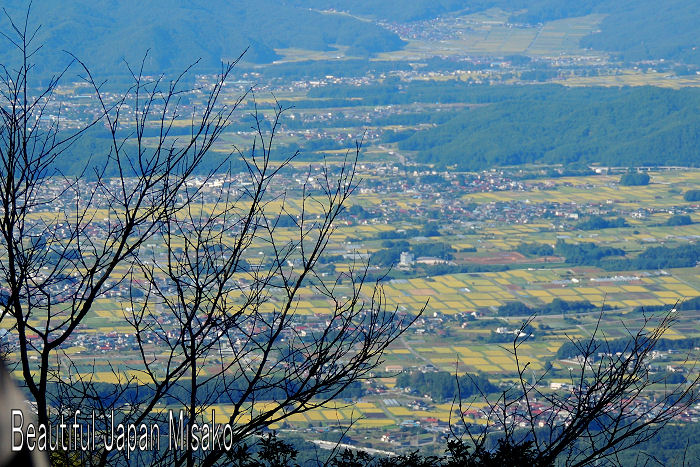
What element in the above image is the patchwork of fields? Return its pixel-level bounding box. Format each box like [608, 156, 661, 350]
[6, 167, 699, 439]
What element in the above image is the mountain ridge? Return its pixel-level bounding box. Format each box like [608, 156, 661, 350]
[0, 0, 405, 79]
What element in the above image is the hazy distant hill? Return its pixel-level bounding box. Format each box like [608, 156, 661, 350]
[0, 0, 405, 78]
[285, 0, 470, 22]
[580, 0, 700, 66]
[517, 0, 699, 65]
[1, 0, 696, 81]
[290, 0, 700, 66]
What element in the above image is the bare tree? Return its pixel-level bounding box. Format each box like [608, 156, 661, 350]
[0, 2, 240, 431]
[0, 9, 418, 466]
[449, 308, 700, 466]
[326, 307, 699, 467]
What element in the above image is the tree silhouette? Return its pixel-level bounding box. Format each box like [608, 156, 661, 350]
[0, 8, 419, 466]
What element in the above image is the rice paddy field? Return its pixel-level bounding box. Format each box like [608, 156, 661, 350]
[230, 168, 699, 431]
[375, 10, 606, 61]
[5, 6, 700, 455]
[556, 70, 700, 89]
[381, 269, 699, 313]
[267, 8, 608, 64]
[5, 165, 699, 440]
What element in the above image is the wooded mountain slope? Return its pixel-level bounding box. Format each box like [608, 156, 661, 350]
[0, 0, 404, 77]
[291, 0, 700, 65]
[389, 86, 700, 169]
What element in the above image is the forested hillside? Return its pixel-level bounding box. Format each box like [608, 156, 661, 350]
[286, 0, 469, 22]
[285, 0, 609, 22]
[396, 86, 700, 169]
[581, 0, 700, 65]
[0, 0, 404, 77]
[309, 83, 700, 169]
[3, 0, 698, 82]
[289, 0, 700, 66]
[54, 83, 700, 174]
